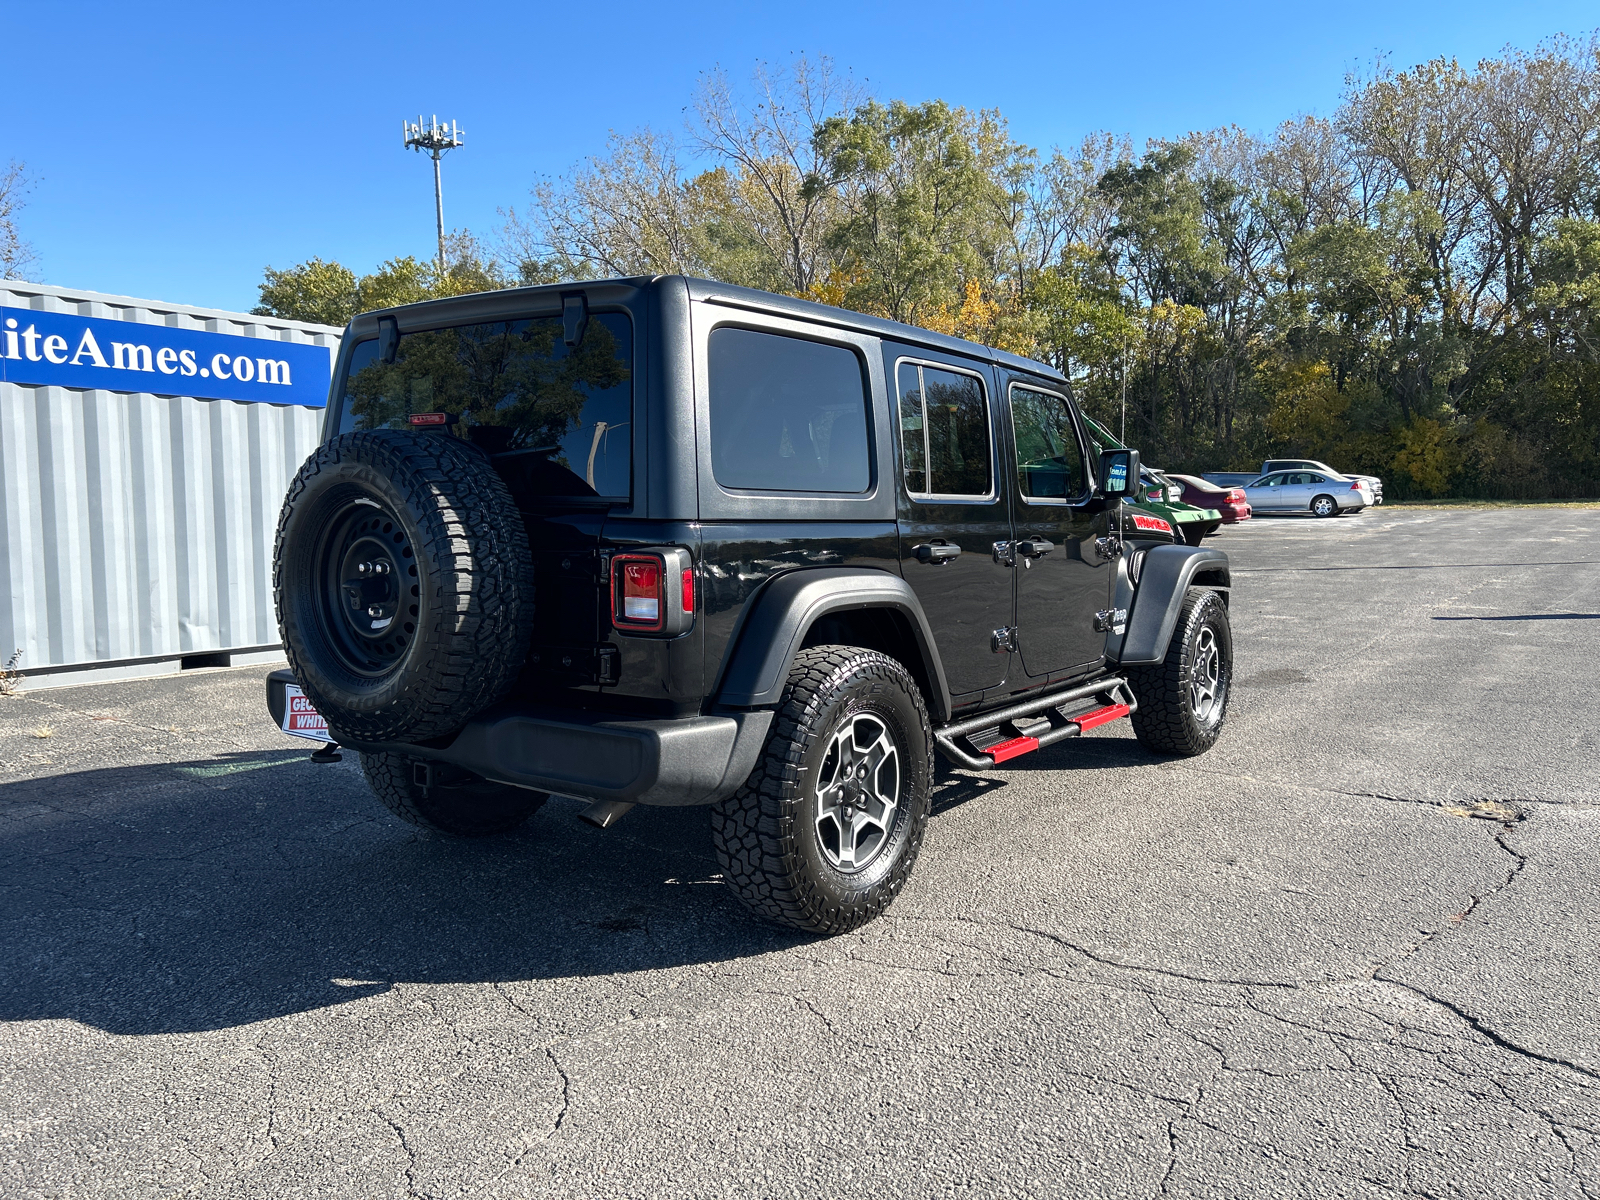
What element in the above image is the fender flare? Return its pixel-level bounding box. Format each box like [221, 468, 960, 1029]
[1108, 545, 1231, 666]
[712, 568, 954, 721]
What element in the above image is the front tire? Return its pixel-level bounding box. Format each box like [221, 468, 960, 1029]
[711, 646, 934, 935]
[361, 751, 547, 836]
[1126, 589, 1232, 756]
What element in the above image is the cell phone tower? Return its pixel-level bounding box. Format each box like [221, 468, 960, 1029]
[402, 116, 465, 277]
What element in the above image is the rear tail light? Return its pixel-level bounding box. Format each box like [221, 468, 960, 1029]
[610, 549, 695, 636]
[1228, 489, 1245, 501]
[619, 560, 662, 625]
[1350, 481, 1362, 491]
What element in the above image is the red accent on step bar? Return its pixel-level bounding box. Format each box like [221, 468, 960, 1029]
[1074, 703, 1131, 731]
[988, 736, 1040, 763]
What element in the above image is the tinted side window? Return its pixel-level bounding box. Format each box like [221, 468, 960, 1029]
[1010, 386, 1086, 500]
[897, 362, 992, 497]
[709, 328, 870, 493]
[336, 314, 633, 499]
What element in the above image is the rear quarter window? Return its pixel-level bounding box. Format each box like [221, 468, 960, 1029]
[708, 328, 871, 493]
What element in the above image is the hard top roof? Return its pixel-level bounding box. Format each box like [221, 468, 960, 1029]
[344, 275, 1067, 385]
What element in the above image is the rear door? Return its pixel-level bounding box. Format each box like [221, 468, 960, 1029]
[1005, 380, 1110, 678]
[890, 350, 1013, 697]
[1284, 471, 1315, 510]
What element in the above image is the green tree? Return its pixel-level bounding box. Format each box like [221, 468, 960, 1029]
[253, 257, 358, 325]
[253, 233, 512, 326]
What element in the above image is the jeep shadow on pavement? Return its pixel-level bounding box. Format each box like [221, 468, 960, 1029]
[268, 277, 1234, 936]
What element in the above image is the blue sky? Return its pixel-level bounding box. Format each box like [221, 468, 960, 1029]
[9, 1, 1596, 314]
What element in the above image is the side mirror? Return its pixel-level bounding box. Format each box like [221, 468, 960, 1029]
[1098, 448, 1140, 498]
[378, 316, 400, 364]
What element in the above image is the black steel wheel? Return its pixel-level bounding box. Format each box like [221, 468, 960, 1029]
[1126, 588, 1232, 756]
[711, 645, 934, 935]
[314, 497, 418, 677]
[275, 430, 533, 743]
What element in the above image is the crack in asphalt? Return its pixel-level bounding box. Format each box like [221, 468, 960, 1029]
[544, 1046, 571, 1134]
[376, 1107, 427, 1199]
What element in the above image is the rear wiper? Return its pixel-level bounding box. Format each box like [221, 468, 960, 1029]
[490, 444, 562, 459]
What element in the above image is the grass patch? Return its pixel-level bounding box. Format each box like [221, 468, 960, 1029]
[1383, 498, 1600, 509]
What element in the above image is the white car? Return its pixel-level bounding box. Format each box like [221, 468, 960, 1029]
[1243, 470, 1372, 517]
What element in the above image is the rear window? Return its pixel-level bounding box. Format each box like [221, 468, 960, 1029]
[708, 328, 871, 493]
[897, 362, 993, 497]
[335, 312, 633, 500]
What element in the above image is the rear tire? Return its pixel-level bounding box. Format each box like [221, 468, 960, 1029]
[1126, 589, 1232, 757]
[361, 751, 547, 836]
[1311, 494, 1338, 517]
[711, 646, 934, 935]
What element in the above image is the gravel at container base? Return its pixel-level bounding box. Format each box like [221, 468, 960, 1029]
[1, 507, 1597, 1199]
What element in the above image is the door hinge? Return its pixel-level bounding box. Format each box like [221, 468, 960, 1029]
[992, 541, 1015, 567]
[1093, 608, 1129, 634]
[991, 626, 1018, 653]
[1094, 535, 1122, 561]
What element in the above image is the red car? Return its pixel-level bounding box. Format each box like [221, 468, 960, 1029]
[1169, 474, 1252, 523]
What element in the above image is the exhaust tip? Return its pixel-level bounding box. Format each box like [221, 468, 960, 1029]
[578, 799, 636, 829]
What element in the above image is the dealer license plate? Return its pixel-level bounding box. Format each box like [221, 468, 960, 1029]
[280, 683, 334, 743]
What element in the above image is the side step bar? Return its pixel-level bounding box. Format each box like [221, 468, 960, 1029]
[933, 676, 1136, 770]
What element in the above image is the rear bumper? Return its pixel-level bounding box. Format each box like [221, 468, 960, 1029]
[266, 669, 772, 807]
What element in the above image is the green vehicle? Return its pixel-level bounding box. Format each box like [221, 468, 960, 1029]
[1083, 417, 1222, 547]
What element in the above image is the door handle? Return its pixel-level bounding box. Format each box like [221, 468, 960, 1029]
[913, 543, 961, 564]
[1017, 538, 1055, 558]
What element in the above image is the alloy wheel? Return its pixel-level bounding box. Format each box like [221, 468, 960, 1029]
[814, 713, 901, 873]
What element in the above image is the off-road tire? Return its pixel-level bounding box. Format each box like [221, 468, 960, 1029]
[711, 646, 934, 936]
[1311, 494, 1338, 517]
[361, 751, 547, 836]
[275, 430, 533, 742]
[1126, 588, 1232, 756]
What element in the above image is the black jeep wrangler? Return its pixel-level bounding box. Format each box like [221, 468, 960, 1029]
[267, 277, 1232, 935]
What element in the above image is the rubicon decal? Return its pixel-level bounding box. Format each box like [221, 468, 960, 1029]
[0, 305, 331, 407]
[1130, 512, 1173, 533]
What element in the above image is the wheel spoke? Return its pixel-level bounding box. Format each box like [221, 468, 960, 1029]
[1190, 627, 1221, 721]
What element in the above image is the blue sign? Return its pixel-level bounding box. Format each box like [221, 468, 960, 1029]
[0, 305, 331, 407]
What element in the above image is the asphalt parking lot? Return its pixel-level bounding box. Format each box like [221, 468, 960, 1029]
[3, 507, 1598, 1199]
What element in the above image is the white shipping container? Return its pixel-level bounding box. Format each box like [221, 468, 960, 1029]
[0, 280, 340, 688]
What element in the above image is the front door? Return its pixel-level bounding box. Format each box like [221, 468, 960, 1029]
[891, 352, 1013, 697]
[1006, 382, 1111, 677]
[1253, 472, 1290, 510]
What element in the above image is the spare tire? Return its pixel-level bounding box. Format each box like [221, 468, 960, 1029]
[274, 429, 533, 742]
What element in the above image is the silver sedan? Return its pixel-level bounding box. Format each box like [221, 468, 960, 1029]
[1243, 470, 1373, 517]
